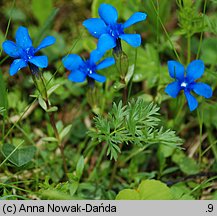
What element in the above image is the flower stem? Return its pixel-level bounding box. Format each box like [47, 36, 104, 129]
[31, 70, 68, 176]
[109, 41, 130, 189]
[89, 142, 108, 180]
[44, 99, 68, 175]
[207, 129, 217, 160]
[187, 34, 191, 65]
[150, 0, 181, 63]
[196, 0, 207, 60]
[173, 93, 185, 128]
[109, 143, 123, 189]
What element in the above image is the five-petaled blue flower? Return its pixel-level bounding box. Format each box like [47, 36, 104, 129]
[83, 3, 147, 52]
[2, 26, 56, 76]
[62, 49, 115, 83]
[165, 60, 212, 111]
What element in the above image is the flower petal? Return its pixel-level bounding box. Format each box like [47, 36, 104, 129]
[97, 34, 116, 53]
[165, 81, 181, 98]
[9, 59, 27, 76]
[96, 57, 115, 70]
[186, 60, 204, 82]
[90, 50, 104, 64]
[15, 26, 32, 49]
[119, 34, 141, 47]
[83, 18, 107, 38]
[2, 40, 20, 58]
[62, 54, 83, 71]
[89, 73, 106, 83]
[123, 12, 147, 29]
[191, 82, 212, 98]
[184, 90, 198, 112]
[35, 36, 56, 52]
[98, 3, 118, 25]
[28, 56, 48, 68]
[68, 70, 86, 82]
[167, 60, 185, 80]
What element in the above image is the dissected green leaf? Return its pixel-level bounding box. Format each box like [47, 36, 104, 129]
[89, 99, 182, 160]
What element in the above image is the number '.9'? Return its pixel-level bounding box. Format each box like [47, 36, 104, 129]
[207, 204, 213, 212]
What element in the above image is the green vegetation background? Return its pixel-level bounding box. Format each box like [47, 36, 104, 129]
[0, 0, 217, 200]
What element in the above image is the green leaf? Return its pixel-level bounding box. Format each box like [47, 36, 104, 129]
[125, 64, 134, 84]
[32, 0, 53, 26]
[113, 81, 126, 91]
[116, 180, 173, 200]
[138, 180, 173, 200]
[201, 38, 217, 65]
[171, 183, 195, 200]
[89, 99, 181, 161]
[1, 143, 36, 167]
[114, 51, 129, 79]
[69, 181, 79, 196]
[4, 8, 26, 22]
[40, 189, 77, 200]
[172, 150, 200, 175]
[60, 125, 72, 140]
[46, 106, 58, 113]
[179, 157, 200, 175]
[76, 156, 84, 179]
[131, 44, 159, 87]
[47, 84, 61, 96]
[38, 97, 47, 111]
[116, 189, 140, 200]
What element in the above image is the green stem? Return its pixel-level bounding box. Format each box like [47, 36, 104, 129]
[0, 0, 15, 57]
[0, 56, 9, 65]
[109, 143, 123, 189]
[32, 72, 68, 176]
[109, 47, 129, 187]
[96, 143, 108, 170]
[0, 140, 24, 167]
[2, 119, 5, 143]
[127, 48, 137, 101]
[197, 108, 203, 165]
[196, 0, 207, 59]
[173, 94, 185, 128]
[3, 98, 37, 141]
[88, 142, 108, 181]
[187, 34, 191, 64]
[207, 129, 217, 160]
[150, 0, 181, 63]
[45, 95, 68, 176]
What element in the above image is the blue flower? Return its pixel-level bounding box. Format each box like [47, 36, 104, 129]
[62, 49, 115, 83]
[83, 3, 147, 52]
[165, 60, 212, 111]
[2, 26, 56, 76]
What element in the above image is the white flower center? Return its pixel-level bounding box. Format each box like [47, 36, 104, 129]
[181, 82, 187, 88]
